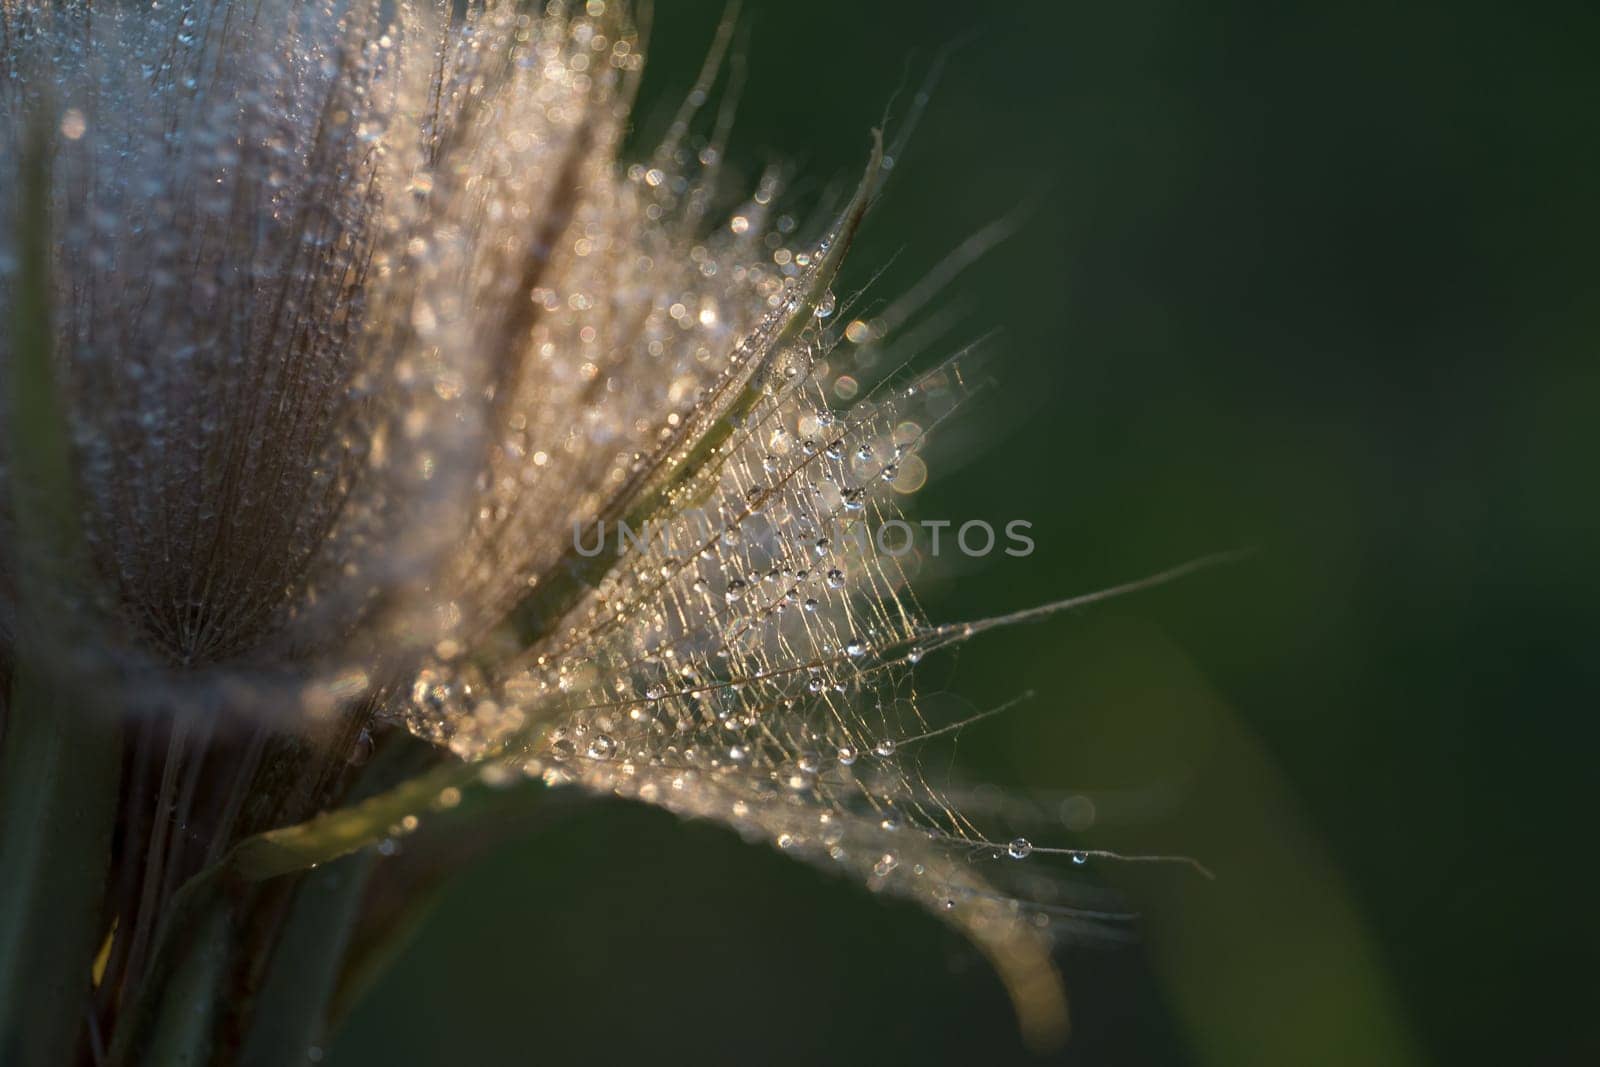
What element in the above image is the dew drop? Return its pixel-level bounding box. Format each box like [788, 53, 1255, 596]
[1008, 837, 1033, 860]
[780, 764, 815, 792]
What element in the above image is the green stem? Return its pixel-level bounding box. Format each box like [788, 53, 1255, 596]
[138, 906, 231, 1067]
[113, 728, 540, 1062]
[234, 734, 426, 1066]
[237, 853, 376, 1067]
[104, 868, 228, 1067]
[0, 665, 124, 1067]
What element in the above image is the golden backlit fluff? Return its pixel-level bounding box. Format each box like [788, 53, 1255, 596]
[0, 0, 1197, 1043]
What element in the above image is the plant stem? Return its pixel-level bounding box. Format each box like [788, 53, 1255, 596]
[0, 664, 124, 1066]
[237, 853, 375, 1067]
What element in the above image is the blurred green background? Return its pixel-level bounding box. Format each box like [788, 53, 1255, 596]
[334, 2, 1598, 1063]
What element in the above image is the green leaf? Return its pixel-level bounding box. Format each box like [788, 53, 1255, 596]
[0, 114, 124, 1067]
[137, 906, 231, 1067]
[0, 663, 124, 1067]
[105, 866, 226, 1067]
[113, 734, 528, 1066]
[101, 740, 541, 1062]
[238, 852, 376, 1067]
[234, 734, 436, 1065]
[227, 757, 487, 880]
[107, 735, 427, 1065]
[327, 772, 576, 1027]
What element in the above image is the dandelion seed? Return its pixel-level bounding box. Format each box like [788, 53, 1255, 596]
[0, 0, 1229, 1053]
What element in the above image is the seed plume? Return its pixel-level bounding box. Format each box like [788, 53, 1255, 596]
[0, 1, 1217, 1045]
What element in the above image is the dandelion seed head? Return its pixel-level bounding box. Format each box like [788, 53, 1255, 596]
[0, 0, 1103, 1042]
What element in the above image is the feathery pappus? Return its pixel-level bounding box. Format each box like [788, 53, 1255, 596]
[0, 2, 1218, 1058]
